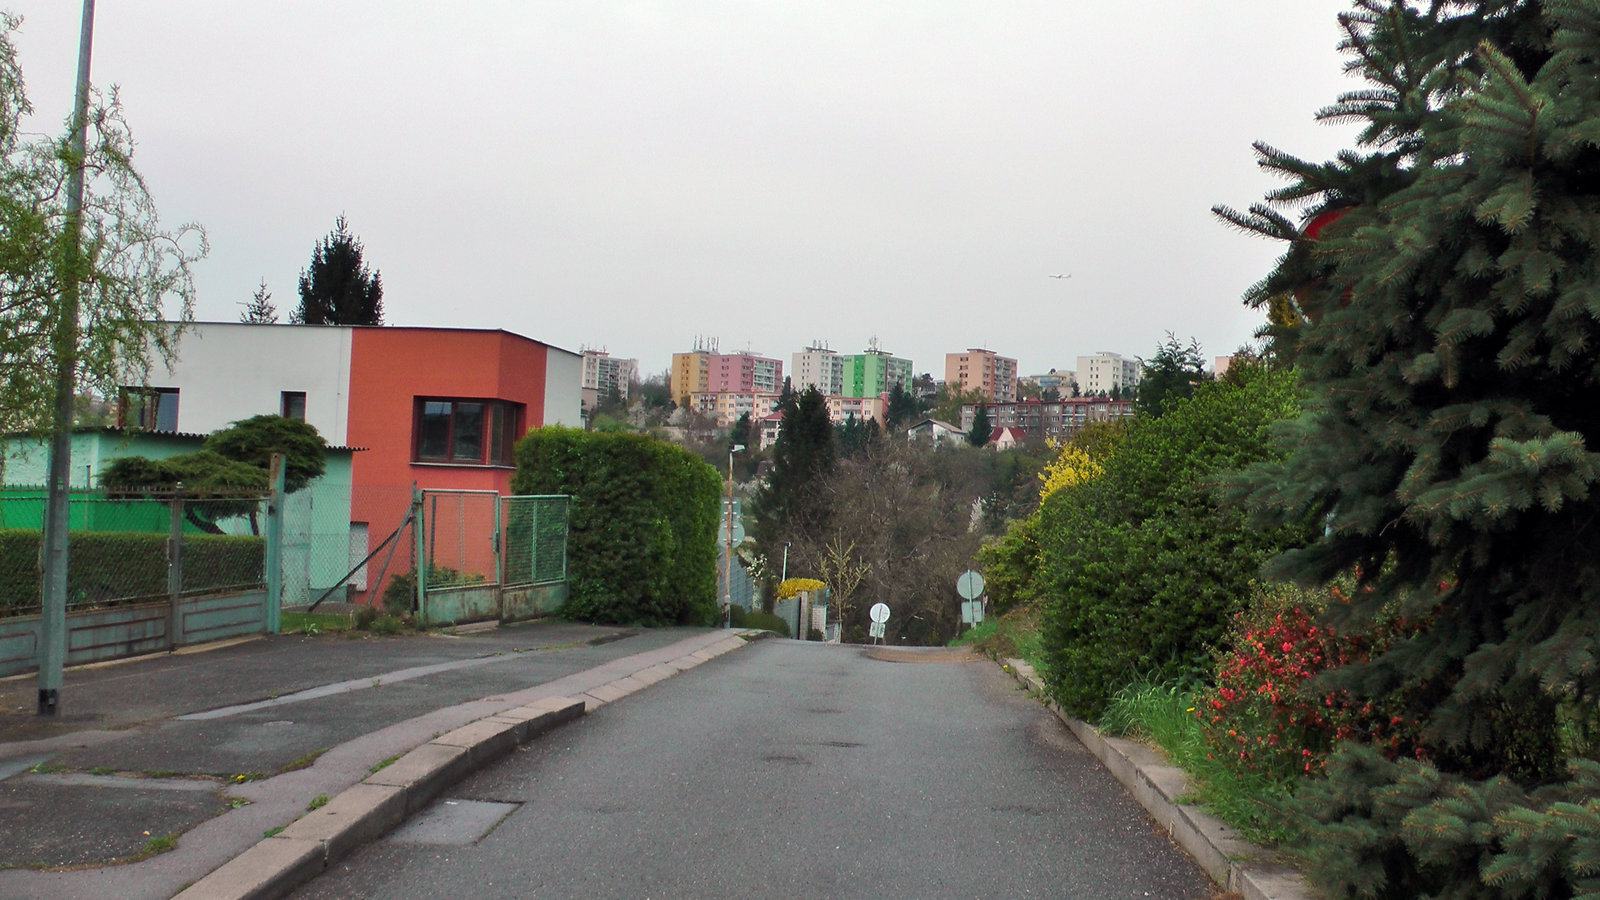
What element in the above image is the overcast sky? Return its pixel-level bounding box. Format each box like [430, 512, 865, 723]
[9, 1, 1360, 379]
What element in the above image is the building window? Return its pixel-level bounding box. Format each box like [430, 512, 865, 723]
[281, 391, 307, 420]
[414, 398, 521, 465]
[118, 387, 179, 431]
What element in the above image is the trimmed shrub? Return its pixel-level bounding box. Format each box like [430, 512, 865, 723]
[512, 427, 720, 626]
[0, 529, 263, 614]
[728, 605, 790, 637]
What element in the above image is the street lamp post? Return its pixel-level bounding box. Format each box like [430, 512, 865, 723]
[723, 443, 744, 628]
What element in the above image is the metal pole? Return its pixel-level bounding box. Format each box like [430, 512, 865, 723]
[723, 448, 734, 628]
[264, 454, 285, 634]
[414, 487, 427, 619]
[166, 489, 182, 650]
[38, 0, 96, 716]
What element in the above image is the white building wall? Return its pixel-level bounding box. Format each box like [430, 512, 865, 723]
[152, 323, 354, 444]
[543, 347, 584, 427]
[1075, 352, 1142, 396]
[792, 349, 843, 396]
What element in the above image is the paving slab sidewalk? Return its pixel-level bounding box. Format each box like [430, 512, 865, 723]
[0, 623, 747, 900]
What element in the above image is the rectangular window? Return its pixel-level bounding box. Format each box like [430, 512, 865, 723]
[118, 387, 179, 431]
[281, 391, 307, 420]
[414, 398, 521, 466]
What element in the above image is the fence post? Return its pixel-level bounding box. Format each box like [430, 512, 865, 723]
[413, 486, 426, 619]
[167, 491, 183, 650]
[264, 453, 285, 634]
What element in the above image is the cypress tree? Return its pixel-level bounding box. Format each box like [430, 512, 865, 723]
[1220, 2, 1600, 895]
[295, 216, 384, 326]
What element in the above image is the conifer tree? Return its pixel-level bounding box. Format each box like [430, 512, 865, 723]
[750, 386, 835, 556]
[1134, 333, 1208, 418]
[968, 405, 991, 448]
[1219, 2, 1600, 895]
[294, 216, 383, 325]
[238, 279, 277, 324]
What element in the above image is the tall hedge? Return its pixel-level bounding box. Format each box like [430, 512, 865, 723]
[1037, 363, 1311, 718]
[0, 529, 264, 613]
[511, 426, 721, 625]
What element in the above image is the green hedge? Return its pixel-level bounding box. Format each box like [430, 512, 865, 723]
[1037, 364, 1312, 719]
[728, 605, 790, 637]
[0, 529, 264, 614]
[512, 427, 720, 625]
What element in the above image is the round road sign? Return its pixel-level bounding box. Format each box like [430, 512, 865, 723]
[869, 602, 890, 624]
[957, 570, 986, 600]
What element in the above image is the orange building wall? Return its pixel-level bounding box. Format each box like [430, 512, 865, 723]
[345, 328, 551, 604]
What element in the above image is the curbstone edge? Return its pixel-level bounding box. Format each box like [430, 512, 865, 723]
[173, 836, 324, 900]
[1000, 659, 1320, 900]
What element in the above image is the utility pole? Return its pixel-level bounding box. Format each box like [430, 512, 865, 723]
[38, 0, 96, 717]
[723, 443, 743, 627]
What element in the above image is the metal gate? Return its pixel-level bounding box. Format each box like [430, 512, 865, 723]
[414, 490, 570, 625]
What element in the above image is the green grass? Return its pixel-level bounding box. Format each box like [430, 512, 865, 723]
[279, 611, 351, 635]
[280, 747, 328, 773]
[27, 763, 66, 774]
[263, 825, 286, 838]
[949, 603, 1050, 677]
[1099, 679, 1299, 846]
[231, 772, 268, 784]
[88, 766, 115, 776]
[139, 833, 177, 855]
[369, 754, 400, 774]
[143, 769, 178, 778]
[306, 793, 330, 811]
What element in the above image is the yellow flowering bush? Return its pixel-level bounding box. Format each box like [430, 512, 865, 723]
[775, 578, 826, 600]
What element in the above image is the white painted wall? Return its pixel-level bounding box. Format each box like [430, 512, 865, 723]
[152, 323, 353, 444]
[543, 347, 583, 427]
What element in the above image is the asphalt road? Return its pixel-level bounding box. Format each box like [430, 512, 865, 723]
[293, 640, 1214, 900]
[0, 623, 708, 868]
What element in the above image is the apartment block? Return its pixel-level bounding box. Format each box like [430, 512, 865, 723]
[960, 397, 1135, 438]
[792, 343, 845, 396]
[581, 349, 638, 411]
[944, 348, 1018, 402]
[689, 390, 782, 428]
[709, 351, 783, 394]
[827, 394, 887, 426]
[671, 352, 710, 405]
[841, 346, 912, 398]
[1075, 352, 1143, 396]
[1022, 368, 1076, 395]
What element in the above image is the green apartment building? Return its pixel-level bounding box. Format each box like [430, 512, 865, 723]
[841, 348, 913, 398]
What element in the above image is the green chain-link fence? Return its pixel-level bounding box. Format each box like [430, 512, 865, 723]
[501, 495, 569, 586]
[0, 490, 267, 617]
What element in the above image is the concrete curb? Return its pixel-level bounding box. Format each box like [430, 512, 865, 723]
[174, 632, 756, 900]
[1001, 659, 1319, 900]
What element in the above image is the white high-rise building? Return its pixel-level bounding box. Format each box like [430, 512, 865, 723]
[581, 349, 638, 407]
[1075, 352, 1142, 396]
[791, 343, 844, 396]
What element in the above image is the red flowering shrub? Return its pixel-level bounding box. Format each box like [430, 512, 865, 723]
[1196, 580, 1428, 780]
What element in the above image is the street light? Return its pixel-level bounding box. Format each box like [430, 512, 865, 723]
[723, 444, 744, 628]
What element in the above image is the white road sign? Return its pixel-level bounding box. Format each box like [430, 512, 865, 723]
[957, 570, 985, 601]
[869, 603, 890, 624]
[961, 600, 985, 624]
[868, 621, 885, 639]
